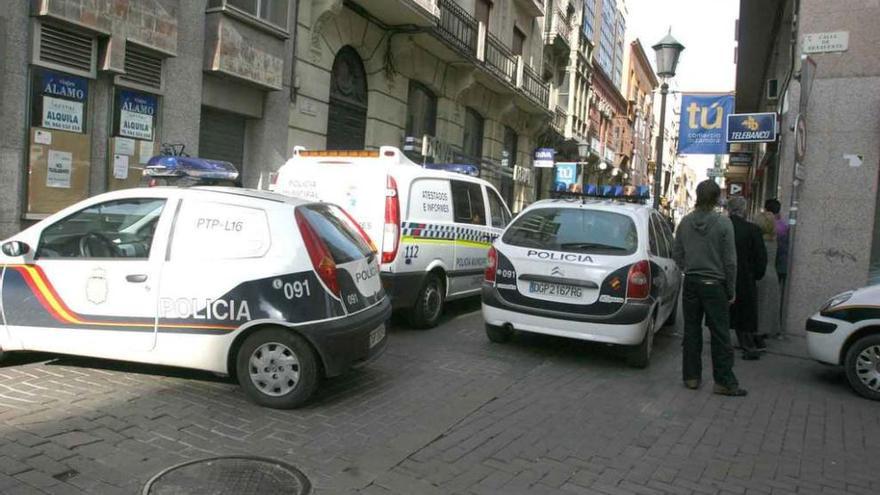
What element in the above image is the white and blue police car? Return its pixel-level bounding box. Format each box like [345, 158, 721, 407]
[0, 187, 389, 408]
[482, 187, 681, 367]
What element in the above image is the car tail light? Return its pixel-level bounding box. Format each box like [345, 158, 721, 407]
[295, 209, 340, 296]
[485, 247, 497, 283]
[626, 260, 651, 300]
[382, 175, 400, 264]
[338, 206, 377, 253]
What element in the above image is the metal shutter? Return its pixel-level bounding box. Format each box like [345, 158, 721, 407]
[36, 22, 96, 77]
[198, 107, 246, 172]
[119, 44, 163, 91]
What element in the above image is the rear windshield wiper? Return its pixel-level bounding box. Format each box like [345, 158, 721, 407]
[560, 242, 629, 252]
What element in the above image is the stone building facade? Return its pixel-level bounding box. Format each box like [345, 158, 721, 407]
[290, 0, 551, 212]
[0, 0, 296, 237]
[736, 0, 880, 332]
[620, 38, 657, 187]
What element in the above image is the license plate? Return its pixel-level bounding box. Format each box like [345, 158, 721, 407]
[369, 324, 386, 348]
[528, 281, 583, 299]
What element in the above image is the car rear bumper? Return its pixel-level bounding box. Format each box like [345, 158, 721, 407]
[482, 303, 651, 346]
[298, 298, 392, 377]
[805, 314, 846, 365]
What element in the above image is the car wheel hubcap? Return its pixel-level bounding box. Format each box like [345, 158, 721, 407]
[424, 282, 441, 320]
[249, 342, 300, 397]
[855, 345, 880, 392]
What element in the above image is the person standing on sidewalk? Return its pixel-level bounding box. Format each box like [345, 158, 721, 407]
[754, 203, 781, 347]
[766, 199, 789, 337]
[727, 197, 767, 361]
[672, 180, 747, 397]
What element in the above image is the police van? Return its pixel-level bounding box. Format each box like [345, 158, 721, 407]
[272, 147, 512, 328]
[0, 187, 389, 409]
[482, 189, 681, 367]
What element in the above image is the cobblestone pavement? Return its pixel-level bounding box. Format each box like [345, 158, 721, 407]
[1, 299, 878, 494]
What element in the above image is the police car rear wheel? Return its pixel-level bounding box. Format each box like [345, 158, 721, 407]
[627, 317, 654, 368]
[409, 273, 444, 329]
[485, 324, 512, 343]
[237, 328, 319, 409]
[844, 334, 880, 401]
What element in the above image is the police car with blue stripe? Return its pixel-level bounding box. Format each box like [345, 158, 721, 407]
[482, 186, 681, 367]
[0, 187, 389, 409]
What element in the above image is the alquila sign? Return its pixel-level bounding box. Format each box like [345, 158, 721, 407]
[40, 71, 88, 133]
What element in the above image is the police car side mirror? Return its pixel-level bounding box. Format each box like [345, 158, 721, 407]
[1, 241, 30, 257]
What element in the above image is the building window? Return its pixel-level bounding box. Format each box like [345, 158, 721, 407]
[582, 0, 596, 40]
[463, 108, 484, 162]
[512, 27, 526, 57]
[208, 0, 289, 29]
[405, 81, 438, 143]
[475, 0, 491, 28]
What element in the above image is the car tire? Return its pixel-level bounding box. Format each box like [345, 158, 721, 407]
[627, 316, 655, 368]
[408, 273, 445, 329]
[236, 327, 320, 409]
[843, 333, 880, 401]
[485, 323, 513, 343]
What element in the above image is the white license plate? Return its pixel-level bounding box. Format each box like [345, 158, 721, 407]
[369, 324, 386, 348]
[528, 281, 583, 299]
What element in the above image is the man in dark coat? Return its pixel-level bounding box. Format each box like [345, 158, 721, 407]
[726, 196, 767, 360]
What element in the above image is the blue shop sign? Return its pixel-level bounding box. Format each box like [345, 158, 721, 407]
[40, 71, 88, 101]
[554, 162, 578, 192]
[677, 94, 734, 155]
[726, 113, 778, 143]
[117, 89, 158, 140]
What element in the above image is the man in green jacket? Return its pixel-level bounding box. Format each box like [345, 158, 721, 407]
[673, 180, 747, 397]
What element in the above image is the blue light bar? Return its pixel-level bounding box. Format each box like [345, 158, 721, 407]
[145, 155, 239, 181]
[636, 185, 650, 198]
[424, 163, 480, 177]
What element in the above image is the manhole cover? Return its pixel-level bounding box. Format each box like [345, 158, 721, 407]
[143, 456, 310, 495]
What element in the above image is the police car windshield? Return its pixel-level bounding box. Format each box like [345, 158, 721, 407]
[503, 207, 638, 255]
[298, 204, 373, 263]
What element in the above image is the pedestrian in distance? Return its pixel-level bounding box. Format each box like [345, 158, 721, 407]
[673, 180, 747, 397]
[726, 197, 767, 361]
[765, 199, 789, 338]
[754, 202, 782, 347]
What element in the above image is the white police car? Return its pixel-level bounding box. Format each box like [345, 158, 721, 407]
[806, 284, 880, 400]
[482, 192, 681, 367]
[0, 187, 389, 409]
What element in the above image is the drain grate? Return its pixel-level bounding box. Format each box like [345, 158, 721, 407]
[143, 456, 310, 495]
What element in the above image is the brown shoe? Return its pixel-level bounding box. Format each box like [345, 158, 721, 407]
[684, 379, 700, 390]
[713, 384, 748, 397]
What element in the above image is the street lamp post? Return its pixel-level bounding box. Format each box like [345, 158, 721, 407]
[652, 30, 685, 210]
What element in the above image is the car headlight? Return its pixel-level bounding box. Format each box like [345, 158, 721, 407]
[821, 291, 853, 312]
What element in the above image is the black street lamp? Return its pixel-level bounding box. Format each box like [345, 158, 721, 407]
[652, 30, 684, 209]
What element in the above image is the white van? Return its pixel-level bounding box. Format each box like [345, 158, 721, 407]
[272, 147, 512, 328]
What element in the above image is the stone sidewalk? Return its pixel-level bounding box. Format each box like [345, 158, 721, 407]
[0, 300, 878, 494]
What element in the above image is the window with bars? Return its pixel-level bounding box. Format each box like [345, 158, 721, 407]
[118, 44, 163, 92]
[35, 21, 97, 77]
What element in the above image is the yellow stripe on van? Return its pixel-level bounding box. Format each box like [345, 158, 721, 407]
[400, 236, 491, 249]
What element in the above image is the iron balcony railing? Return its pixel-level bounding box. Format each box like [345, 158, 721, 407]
[435, 0, 478, 58]
[521, 63, 549, 107]
[552, 106, 567, 133]
[484, 33, 517, 85]
[554, 8, 572, 44]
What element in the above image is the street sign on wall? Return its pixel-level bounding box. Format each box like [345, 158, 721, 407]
[802, 31, 848, 54]
[534, 148, 555, 168]
[706, 168, 724, 178]
[726, 113, 778, 143]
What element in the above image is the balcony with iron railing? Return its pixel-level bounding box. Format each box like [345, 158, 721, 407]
[551, 105, 567, 135]
[544, 7, 572, 50]
[431, 0, 550, 112]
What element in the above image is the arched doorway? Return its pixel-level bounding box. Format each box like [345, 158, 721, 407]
[326, 46, 367, 150]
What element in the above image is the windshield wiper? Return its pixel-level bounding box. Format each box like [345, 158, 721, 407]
[560, 242, 629, 252]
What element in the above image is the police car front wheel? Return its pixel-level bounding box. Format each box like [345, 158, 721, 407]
[236, 328, 319, 409]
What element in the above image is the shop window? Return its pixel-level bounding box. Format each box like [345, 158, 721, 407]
[405, 81, 437, 144]
[209, 0, 289, 29]
[108, 88, 160, 191]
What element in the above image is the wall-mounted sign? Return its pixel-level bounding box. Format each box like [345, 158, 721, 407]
[534, 148, 555, 168]
[514, 165, 533, 185]
[46, 150, 73, 188]
[726, 113, 778, 143]
[802, 31, 848, 54]
[32, 69, 89, 134]
[116, 89, 157, 141]
[729, 152, 753, 165]
[554, 162, 578, 191]
[728, 182, 745, 196]
[678, 94, 734, 154]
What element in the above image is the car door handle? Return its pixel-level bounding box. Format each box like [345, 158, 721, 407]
[126, 274, 148, 283]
